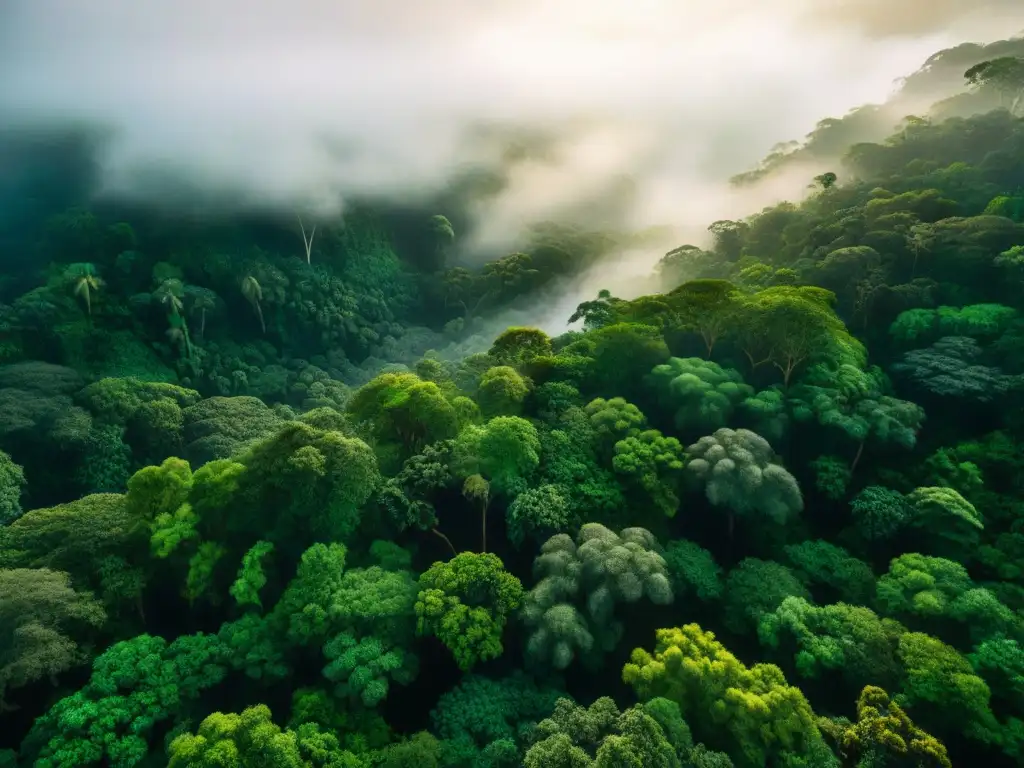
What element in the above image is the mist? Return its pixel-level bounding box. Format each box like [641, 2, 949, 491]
[2, 0, 1022, 265]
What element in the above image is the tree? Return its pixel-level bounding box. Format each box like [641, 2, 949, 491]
[0, 450, 26, 525]
[415, 552, 524, 671]
[453, 415, 541, 497]
[522, 524, 673, 671]
[813, 171, 838, 191]
[476, 366, 530, 417]
[687, 428, 803, 536]
[820, 686, 951, 768]
[663, 279, 740, 357]
[184, 286, 219, 340]
[790, 364, 924, 472]
[0, 568, 105, 711]
[65, 263, 103, 316]
[523, 697, 686, 768]
[430, 672, 563, 767]
[612, 429, 687, 518]
[297, 213, 317, 264]
[647, 357, 753, 433]
[965, 57, 1024, 115]
[758, 597, 903, 695]
[489, 326, 553, 366]
[623, 624, 836, 768]
[348, 372, 459, 456]
[735, 286, 860, 385]
[240, 274, 265, 333]
[168, 704, 360, 767]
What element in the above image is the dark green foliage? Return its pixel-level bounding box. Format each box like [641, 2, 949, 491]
[0, 451, 26, 525]
[7, 36, 1024, 768]
[430, 673, 564, 766]
[522, 524, 673, 671]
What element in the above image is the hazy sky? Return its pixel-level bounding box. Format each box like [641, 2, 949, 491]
[1, 0, 1022, 253]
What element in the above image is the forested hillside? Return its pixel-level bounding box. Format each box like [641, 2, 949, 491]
[2, 37, 1024, 768]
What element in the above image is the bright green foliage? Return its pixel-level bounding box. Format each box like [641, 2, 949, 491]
[662, 539, 724, 601]
[739, 386, 789, 442]
[647, 357, 753, 433]
[322, 632, 418, 708]
[126, 456, 192, 522]
[535, 408, 625, 525]
[969, 638, 1024, 712]
[758, 597, 904, 693]
[622, 624, 836, 768]
[876, 553, 972, 625]
[687, 428, 803, 529]
[506, 484, 573, 547]
[330, 564, 419, 646]
[489, 326, 553, 367]
[476, 366, 530, 417]
[23, 633, 228, 767]
[167, 703, 363, 767]
[612, 429, 686, 517]
[876, 553, 1019, 646]
[809, 455, 851, 501]
[415, 552, 524, 670]
[430, 672, 564, 767]
[905, 486, 984, 554]
[523, 697, 684, 768]
[566, 322, 670, 398]
[233, 422, 380, 549]
[889, 303, 1017, 345]
[584, 397, 647, 451]
[896, 633, 1002, 747]
[523, 524, 673, 670]
[347, 372, 460, 455]
[850, 486, 910, 542]
[454, 416, 541, 496]
[230, 540, 274, 608]
[723, 559, 811, 635]
[271, 542, 349, 646]
[783, 541, 876, 605]
[735, 285, 864, 386]
[0, 568, 106, 709]
[946, 588, 1022, 646]
[922, 446, 983, 497]
[820, 686, 951, 768]
[790, 364, 924, 460]
[0, 449, 26, 525]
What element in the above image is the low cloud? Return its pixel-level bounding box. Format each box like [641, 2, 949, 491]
[1, 0, 1020, 258]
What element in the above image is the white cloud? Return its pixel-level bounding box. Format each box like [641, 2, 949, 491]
[1, 0, 1020, 259]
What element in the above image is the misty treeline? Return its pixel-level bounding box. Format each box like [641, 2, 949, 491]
[2, 34, 1024, 768]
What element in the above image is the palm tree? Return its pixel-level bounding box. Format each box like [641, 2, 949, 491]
[462, 474, 491, 553]
[155, 279, 192, 359]
[66, 263, 103, 316]
[154, 278, 185, 316]
[185, 286, 218, 339]
[297, 214, 317, 264]
[241, 275, 265, 333]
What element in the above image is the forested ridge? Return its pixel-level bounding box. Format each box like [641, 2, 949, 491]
[2, 38, 1024, 768]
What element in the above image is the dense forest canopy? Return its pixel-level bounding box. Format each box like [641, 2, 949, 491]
[3, 6, 1024, 768]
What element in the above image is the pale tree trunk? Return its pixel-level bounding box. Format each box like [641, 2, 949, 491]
[298, 215, 317, 264]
